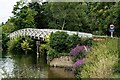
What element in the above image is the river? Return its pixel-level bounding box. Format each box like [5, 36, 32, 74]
[0, 52, 74, 79]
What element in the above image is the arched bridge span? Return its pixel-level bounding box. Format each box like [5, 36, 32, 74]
[8, 28, 93, 40]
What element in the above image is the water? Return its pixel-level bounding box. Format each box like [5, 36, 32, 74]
[0, 52, 74, 79]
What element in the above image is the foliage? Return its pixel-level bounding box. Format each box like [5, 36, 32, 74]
[2, 2, 120, 37]
[80, 38, 93, 46]
[11, 1, 48, 30]
[7, 36, 36, 54]
[2, 32, 9, 50]
[50, 31, 69, 53]
[43, 2, 120, 36]
[29, 2, 48, 29]
[0, 27, 2, 34]
[70, 45, 89, 67]
[21, 40, 32, 54]
[66, 34, 81, 49]
[44, 3, 90, 31]
[2, 20, 15, 33]
[41, 31, 92, 59]
[0, 27, 2, 40]
[7, 36, 23, 54]
[40, 33, 59, 59]
[75, 38, 119, 78]
[70, 45, 88, 56]
[11, 1, 37, 30]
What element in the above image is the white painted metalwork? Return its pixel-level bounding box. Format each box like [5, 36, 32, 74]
[8, 28, 93, 40]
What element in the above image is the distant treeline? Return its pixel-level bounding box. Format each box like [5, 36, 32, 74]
[1, 2, 120, 37]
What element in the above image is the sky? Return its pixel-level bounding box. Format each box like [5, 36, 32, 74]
[0, 0, 21, 24]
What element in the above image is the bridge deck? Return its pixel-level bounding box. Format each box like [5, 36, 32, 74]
[8, 28, 93, 40]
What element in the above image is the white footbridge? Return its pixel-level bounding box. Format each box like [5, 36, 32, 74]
[8, 28, 93, 40]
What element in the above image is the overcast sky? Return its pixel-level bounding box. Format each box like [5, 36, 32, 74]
[0, 0, 21, 24]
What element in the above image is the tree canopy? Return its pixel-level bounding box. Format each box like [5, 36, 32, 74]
[2, 1, 120, 36]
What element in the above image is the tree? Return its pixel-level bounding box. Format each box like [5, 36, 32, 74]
[114, 2, 120, 36]
[29, 2, 48, 29]
[44, 3, 94, 32]
[11, 1, 37, 30]
[2, 20, 15, 33]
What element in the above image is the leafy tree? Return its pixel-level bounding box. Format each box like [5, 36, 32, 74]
[11, 1, 37, 30]
[2, 20, 15, 33]
[44, 3, 90, 32]
[29, 2, 48, 29]
[114, 2, 120, 36]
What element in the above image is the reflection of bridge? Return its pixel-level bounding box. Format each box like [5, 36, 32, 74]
[8, 28, 93, 40]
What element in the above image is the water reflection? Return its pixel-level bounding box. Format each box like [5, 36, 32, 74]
[0, 52, 74, 79]
[0, 57, 15, 79]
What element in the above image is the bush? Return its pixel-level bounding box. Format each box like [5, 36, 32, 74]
[66, 34, 80, 49]
[50, 31, 69, 53]
[42, 31, 93, 59]
[81, 38, 93, 46]
[7, 36, 36, 54]
[70, 45, 88, 62]
[2, 32, 10, 50]
[7, 36, 23, 54]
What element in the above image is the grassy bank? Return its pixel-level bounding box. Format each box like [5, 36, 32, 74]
[75, 38, 119, 78]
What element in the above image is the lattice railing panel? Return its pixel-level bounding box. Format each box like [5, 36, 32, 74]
[8, 28, 93, 40]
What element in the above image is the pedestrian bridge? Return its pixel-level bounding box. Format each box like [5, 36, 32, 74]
[8, 28, 93, 40]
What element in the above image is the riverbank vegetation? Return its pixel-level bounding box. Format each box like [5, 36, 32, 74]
[7, 36, 36, 55]
[75, 38, 119, 78]
[40, 31, 92, 59]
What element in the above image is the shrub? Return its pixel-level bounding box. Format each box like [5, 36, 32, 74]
[70, 45, 88, 56]
[7, 36, 23, 54]
[80, 38, 93, 46]
[50, 31, 69, 53]
[2, 32, 10, 50]
[66, 34, 80, 49]
[70, 45, 88, 62]
[7, 36, 36, 54]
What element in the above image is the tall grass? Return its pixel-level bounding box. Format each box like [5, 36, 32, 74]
[75, 38, 119, 78]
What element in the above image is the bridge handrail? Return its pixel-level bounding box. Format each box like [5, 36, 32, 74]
[8, 28, 93, 39]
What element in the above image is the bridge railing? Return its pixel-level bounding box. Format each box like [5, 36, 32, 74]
[8, 28, 93, 40]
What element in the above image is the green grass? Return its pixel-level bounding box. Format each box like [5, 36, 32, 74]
[112, 73, 120, 78]
[75, 38, 119, 78]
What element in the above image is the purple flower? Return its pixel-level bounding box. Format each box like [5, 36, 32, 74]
[72, 59, 85, 68]
[70, 45, 88, 56]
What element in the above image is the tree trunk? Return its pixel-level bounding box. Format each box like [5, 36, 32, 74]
[62, 19, 65, 30]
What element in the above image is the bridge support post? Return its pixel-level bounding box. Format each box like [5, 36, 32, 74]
[36, 41, 41, 62]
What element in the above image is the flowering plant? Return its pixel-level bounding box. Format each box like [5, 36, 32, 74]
[73, 59, 85, 68]
[70, 45, 88, 56]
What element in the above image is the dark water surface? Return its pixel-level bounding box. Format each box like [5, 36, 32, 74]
[0, 52, 74, 79]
